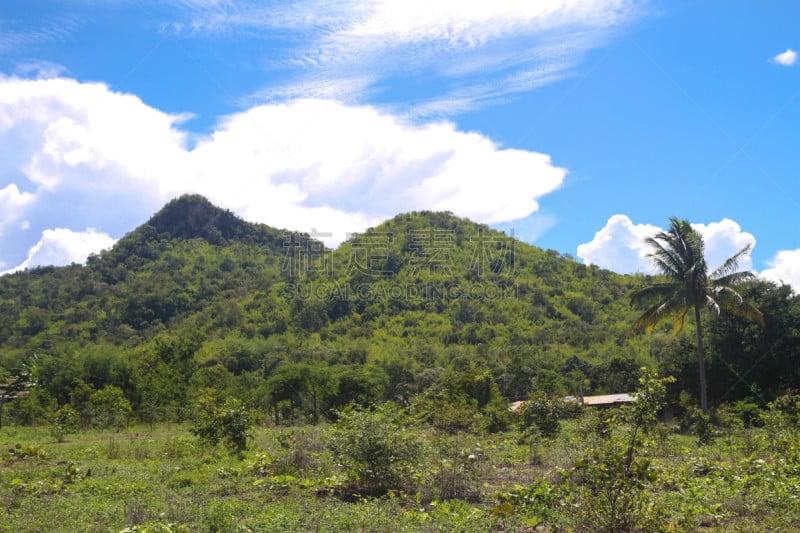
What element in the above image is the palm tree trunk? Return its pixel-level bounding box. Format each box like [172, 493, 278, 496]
[694, 304, 709, 411]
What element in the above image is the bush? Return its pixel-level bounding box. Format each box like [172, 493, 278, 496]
[679, 393, 716, 445]
[51, 405, 80, 442]
[327, 402, 423, 495]
[557, 369, 673, 532]
[519, 391, 581, 438]
[87, 386, 132, 430]
[729, 399, 762, 428]
[6, 388, 56, 426]
[190, 392, 252, 456]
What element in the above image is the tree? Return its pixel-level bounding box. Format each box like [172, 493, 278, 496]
[630, 217, 764, 411]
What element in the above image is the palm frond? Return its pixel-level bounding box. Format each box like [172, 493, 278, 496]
[711, 243, 752, 280]
[631, 295, 685, 334]
[703, 293, 721, 317]
[712, 286, 766, 329]
[714, 270, 755, 287]
[630, 284, 679, 308]
[672, 306, 689, 333]
[646, 238, 683, 279]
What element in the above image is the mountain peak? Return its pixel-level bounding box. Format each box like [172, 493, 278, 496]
[146, 195, 240, 244]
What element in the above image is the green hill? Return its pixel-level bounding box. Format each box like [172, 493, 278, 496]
[0, 195, 797, 424]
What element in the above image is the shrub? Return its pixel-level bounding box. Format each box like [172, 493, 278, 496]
[519, 391, 580, 438]
[327, 402, 423, 495]
[51, 405, 80, 442]
[730, 399, 762, 428]
[768, 392, 800, 426]
[190, 392, 252, 456]
[679, 393, 716, 445]
[87, 386, 132, 430]
[557, 369, 673, 532]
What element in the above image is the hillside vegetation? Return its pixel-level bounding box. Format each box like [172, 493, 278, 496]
[0, 194, 798, 425]
[2, 195, 800, 532]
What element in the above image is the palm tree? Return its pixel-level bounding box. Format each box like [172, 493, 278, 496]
[630, 217, 764, 411]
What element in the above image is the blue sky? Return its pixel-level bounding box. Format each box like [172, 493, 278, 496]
[1, 0, 798, 290]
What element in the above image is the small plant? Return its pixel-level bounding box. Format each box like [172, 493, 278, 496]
[729, 399, 762, 428]
[119, 523, 192, 533]
[275, 428, 324, 473]
[51, 405, 79, 442]
[680, 395, 717, 445]
[425, 433, 487, 501]
[2, 442, 48, 462]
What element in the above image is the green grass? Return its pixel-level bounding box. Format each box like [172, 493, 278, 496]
[1, 417, 799, 532]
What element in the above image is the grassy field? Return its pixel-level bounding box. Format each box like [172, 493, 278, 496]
[1, 409, 799, 532]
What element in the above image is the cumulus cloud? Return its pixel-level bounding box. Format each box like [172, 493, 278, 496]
[692, 219, 755, 273]
[173, 97, 566, 243]
[771, 48, 797, 66]
[761, 249, 800, 293]
[0, 75, 566, 267]
[0, 76, 191, 196]
[576, 215, 660, 273]
[0, 184, 36, 233]
[1, 228, 116, 275]
[577, 215, 756, 275]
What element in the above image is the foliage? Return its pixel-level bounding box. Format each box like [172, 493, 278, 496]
[0, 198, 796, 430]
[86, 385, 132, 430]
[190, 392, 252, 455]
[50, 405, 79, 442]
[427, 435, 486, 501]
[0, 355, 38, 428]
[557, 369, 674, 532]
[519, 391, 581, 438]
[630, 217, 764, 411]
[2, 414, 800, 531]
[327, 402, 423, 495]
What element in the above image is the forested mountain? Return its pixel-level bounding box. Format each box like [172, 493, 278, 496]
[1, 195, 798, 425]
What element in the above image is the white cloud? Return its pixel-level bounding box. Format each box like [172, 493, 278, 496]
[0, 76, 190, 197]
[1, 228, 116, 275]
[760, 249, 800, 293]
[577, 215, 756, 275]
[185, 98, 566, 244]
[0, 184, 36, 233]
[771, 48, 797, 66]
[176, 0, 646, 113]
[691, 219, 755, 273]
[577, 215, 660, 273]
[0, 76, 566, 261]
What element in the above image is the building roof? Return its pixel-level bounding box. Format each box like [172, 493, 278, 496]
[578, 393, 635, 406]
[510, 393, 635, 412]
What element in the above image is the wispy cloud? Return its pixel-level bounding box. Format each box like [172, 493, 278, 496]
[0, 16, 82, 54]
[170, 0, 647, 114]
[771, 48, 797, 66]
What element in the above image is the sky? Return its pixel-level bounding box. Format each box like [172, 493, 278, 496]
[1, 0, 798, 291]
